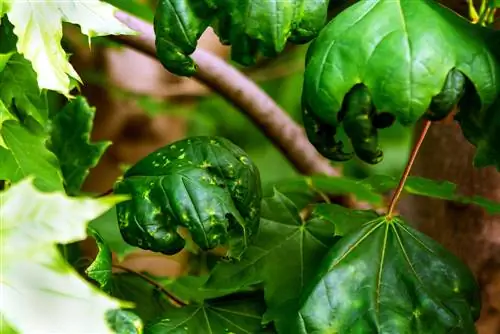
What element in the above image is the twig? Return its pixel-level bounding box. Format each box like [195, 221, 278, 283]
[112, 264, 186, 307]
[387, 120, 432, 218]
[110, 11, 341, 177]
[96, 188, 113, 198]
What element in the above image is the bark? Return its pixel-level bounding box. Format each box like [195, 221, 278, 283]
[399, 121, 500, 334]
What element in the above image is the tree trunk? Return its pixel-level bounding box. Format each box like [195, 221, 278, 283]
[399, 121, 500, 334]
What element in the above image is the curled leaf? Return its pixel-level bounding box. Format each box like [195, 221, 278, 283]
[302, 0, 500, 164]
[154, 0, 330, 75]
[114, 136, 262, 258]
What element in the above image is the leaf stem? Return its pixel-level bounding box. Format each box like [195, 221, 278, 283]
[112, 264, 187, 307]
[386, 120, 432, 218]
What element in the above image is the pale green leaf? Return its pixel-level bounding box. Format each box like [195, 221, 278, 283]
[0, 178, 130, 334]
[5, 0, 135, 95]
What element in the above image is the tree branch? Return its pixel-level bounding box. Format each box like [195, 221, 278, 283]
[110, 11, 341, 177]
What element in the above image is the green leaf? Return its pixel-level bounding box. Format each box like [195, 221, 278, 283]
[0, 120, 63, 191]
[104, 0, 154, 23]
[106, 309, 143, 334]
[456, 91, 500, 170]
[276, 213, 481, 333]
[0, 53, 48, 127]
[0, 314, 16, 334]
[154, 0, 214, 76]
[89, 206, 138, 261]
[146, 293, 266, 333]
[302, 0, 500, 165]
[114, 136, 262, 259]
[110, 274, 172, 323]
[312, 203, 379, 237]
[48, 96, 110, 195]
[0, 100, 15, 148]
[3, 0, 134, 95]
[267, 175, 384, 209]
[0, 51, 12, 72]
[362, 174, 500, 215]
[303, 0, 499, 125]
[110, 273, 268, 333]
[165, 274, 258, 305]
[154, 0, 330, 75]
[0, 178, 130, 334]
[205, 190, 338, 322]
[86, 227, 113, 292]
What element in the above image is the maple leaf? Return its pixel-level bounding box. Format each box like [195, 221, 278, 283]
[0, 178, 131, 333]
[1, 0, 135, 95]
[48, 96, 111, 195]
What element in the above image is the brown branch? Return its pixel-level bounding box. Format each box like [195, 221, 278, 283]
[110, 11, 341, 177]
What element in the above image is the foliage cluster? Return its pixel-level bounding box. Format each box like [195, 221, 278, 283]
[1, 0, 500, 333]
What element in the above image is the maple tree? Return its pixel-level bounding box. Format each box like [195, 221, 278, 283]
[1, 0, 499, 333]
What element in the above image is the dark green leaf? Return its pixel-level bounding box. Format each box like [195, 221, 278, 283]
[302, 0, 500, 165]
[154, 0, 329, 75]
[362, 174, 500, 214]
[111, 274, 172, 323]
[303, 0, 499, 125]
[312, 203, 379, 237]
[154, 0, 215, 76]
[48, 96, 110, 195]
[456, 92, 500, 170]
[106, 309, 143, 334]
[277, 214, 481, 333]
[110, 273, 244, 325]
[89, 207, 138, 261]
[0, 120, 63, 191]
[86, 227, 113, 292]
[205, 190, 338, 322]
[267, 175, 384, 209]
[114, 136, 262, 258]
[146, 293, 266, 333]
[163, 275, 247, 304]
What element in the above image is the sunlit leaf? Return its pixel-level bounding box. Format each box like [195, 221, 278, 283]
[0, 120, 63, 191]
[0, 178, 130, 334]
[2, 0, 135, 95]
